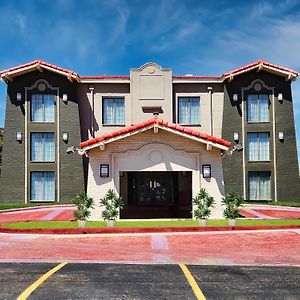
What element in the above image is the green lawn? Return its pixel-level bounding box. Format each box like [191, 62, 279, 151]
[2, 219, 300, 229]
[0, 203, 68, 211]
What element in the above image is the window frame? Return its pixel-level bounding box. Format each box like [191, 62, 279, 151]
[248, 171, 271, 201]
[246, 93, 270, 124]
[176, 94, 201, 126]
[247, 132, 270, 162]
[30, 171, 55, 202]
[30, 93, 56, 123]
[102, 97, 125, 126]
[30, 132, 56, 162]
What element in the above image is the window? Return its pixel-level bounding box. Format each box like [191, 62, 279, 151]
[31, 133, 55, 161]
[247, 132, 270, 161]
[247, 94, 269, 123]
[178, 97, 200, 124]
[31, 94, 55, 122]
[248, 171, 271, 200]
[103, 98, 125, 125]
[31, 171, 55, 201]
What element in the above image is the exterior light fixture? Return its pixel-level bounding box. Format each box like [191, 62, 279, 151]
[62, 132, 68, 143]
[278, 93, 283, 101]
[233, 132, 239, 142]
[202, 164, 211, 178]
[62, 94, 68, 103]
[232, 94, 238, 102]
[100, 164, 109, 178]
[17, 93, 22, 101]
[16, 132, 22, 143]
[278, 131, 284, 141]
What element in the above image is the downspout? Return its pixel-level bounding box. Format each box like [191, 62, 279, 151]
[207, 86, 213, 136]
[89, 86, 95, 138]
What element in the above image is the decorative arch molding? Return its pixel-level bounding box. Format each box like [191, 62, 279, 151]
[139, 62, 162, 71]
[111, 143, 201, 196]
[243, 79, 274, 93]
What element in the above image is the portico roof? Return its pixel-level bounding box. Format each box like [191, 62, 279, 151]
[80, 117, 231, 151]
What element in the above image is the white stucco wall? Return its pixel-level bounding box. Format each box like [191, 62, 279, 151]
[87, 128, 225, 220]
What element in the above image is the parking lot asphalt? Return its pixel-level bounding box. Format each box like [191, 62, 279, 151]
[1, 263, 299, 300]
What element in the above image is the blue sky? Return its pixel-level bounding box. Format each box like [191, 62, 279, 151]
[0, 0, 300, 161]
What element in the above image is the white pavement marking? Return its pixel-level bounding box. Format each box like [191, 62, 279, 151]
[40, 208, 66, 221]
[242, 208, 275, 219]
[151, 234, 173, 263]
[151, 234, 169, 250]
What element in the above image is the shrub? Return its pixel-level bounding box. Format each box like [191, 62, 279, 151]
[72, 191, 94, 220]
[99, 189, 124, 221]
[222, 190, 244, 219]
[193, 188, 215, 219]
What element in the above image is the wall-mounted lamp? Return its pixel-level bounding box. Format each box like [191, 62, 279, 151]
[278, 131, 284, 141]
[232, 94, 238, 102]
[278, 93, 283, 102]
[100, 164, 109, 178]
[233, 132, 239, 142]
[16, 132, 22, 143]
[62, 132, 68, 143]
[17, 93, 22, 101]
[202, 164, 211, 178]
[62, 94, 68, 103]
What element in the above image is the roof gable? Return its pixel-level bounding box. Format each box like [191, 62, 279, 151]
[222, 60, 298, 81]
[0, 60, 80, 83]
[80, 117, 231, 151]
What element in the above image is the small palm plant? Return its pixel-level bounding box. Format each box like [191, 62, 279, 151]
[100, 189, 124, 227]
[193, 188, 215, 226]
[72, 191, 94, 227]
[221, 190, 244, 226]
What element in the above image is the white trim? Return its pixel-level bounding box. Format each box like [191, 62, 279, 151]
[24, 79, 60, 203]
[272, 92, 277, 202]
[80, 79, 130, 84]
[172, 79, 222, 83]
[242, 79, 275, 201]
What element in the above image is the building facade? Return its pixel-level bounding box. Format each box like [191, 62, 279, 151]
[0, 60, 299, 219]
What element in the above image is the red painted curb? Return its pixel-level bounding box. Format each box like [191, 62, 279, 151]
[1, 224, 300, 235]
[0, 205, 74, 214]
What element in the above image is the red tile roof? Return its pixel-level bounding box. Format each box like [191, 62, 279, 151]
[0, 59, 79, 77]
[80, 117, 231, 149]
[223, 60, 299, 77]
[1, 59, 298, 81]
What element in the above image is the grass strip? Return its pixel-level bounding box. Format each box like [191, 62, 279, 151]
[2, 219, 300, 229]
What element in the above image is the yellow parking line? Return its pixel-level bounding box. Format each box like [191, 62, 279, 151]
[17, 262, 68, 300]
[179, 264, 206, 300]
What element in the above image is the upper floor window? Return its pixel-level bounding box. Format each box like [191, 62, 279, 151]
[248, 171, 271, 200]
[178, 97, 200, 125]
[31, 133, 55, 162]
[247, 94, 269, 123]
[103, 98, 125, 125]
[247, 132, 270, 161]
[31, 94, 55, 122]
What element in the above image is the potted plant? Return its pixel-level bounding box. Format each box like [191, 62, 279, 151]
[100, 189, 124, 227]
[72, 191, 94, 228]
[221, 190, 244, 226]
[192, 188, 215, 226]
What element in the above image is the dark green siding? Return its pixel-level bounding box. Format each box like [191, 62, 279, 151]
[222, 70, 300, 202]
[0, 70, 84, 203]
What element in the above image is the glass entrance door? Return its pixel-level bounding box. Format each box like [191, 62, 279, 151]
[128, 171, 174, 205]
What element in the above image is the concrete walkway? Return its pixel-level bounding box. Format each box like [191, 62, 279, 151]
[0, 229, 299, 266]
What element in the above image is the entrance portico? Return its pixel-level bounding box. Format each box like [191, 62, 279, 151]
[80, 117, 231, 220]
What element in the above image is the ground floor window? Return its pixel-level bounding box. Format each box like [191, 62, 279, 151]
[248, 171, 271, 200]
[30, 171, 55, 201]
